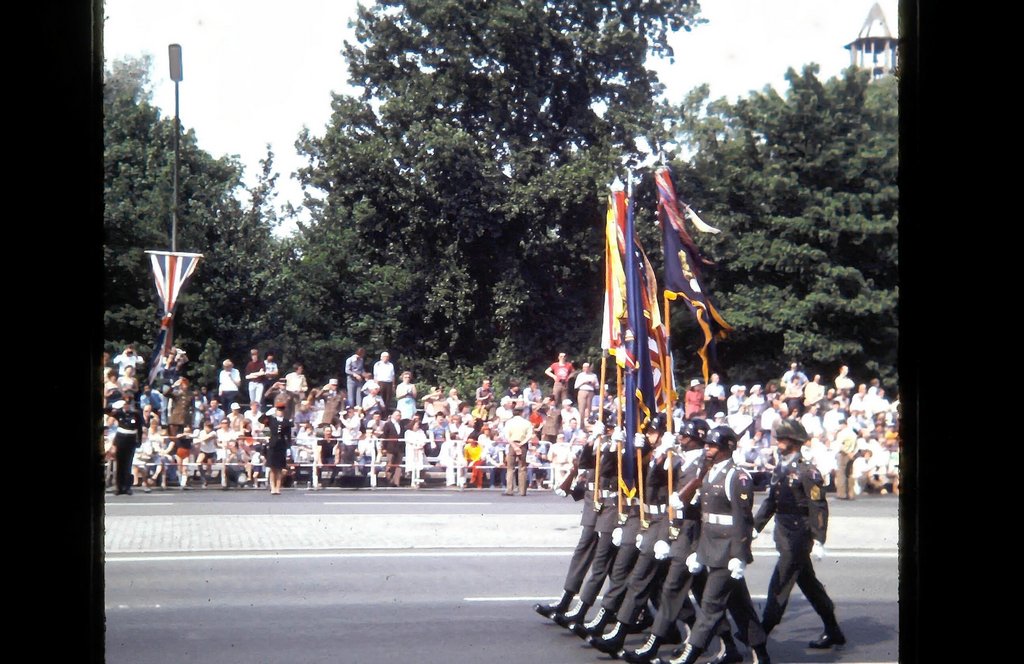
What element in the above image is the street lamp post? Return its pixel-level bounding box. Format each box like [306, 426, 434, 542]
[168, 44, 183, 252]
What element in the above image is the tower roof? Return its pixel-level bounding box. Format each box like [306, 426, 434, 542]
[845, 3, 895, 49]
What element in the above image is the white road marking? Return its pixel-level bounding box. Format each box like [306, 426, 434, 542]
[105, 502, 176, 506]
[321, 501, 493, 506]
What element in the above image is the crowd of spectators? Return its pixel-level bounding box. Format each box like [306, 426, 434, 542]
[102, 346, 899, 498]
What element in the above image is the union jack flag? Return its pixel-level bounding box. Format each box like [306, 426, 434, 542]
[145, 251, 202, 385]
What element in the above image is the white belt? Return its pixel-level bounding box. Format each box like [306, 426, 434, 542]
[600, 490, 617, 499]
[116, 427, 137, 435]
[703, 513, 734, 525]
[645, 504, 668, 515]
[587, 482, 596, 490]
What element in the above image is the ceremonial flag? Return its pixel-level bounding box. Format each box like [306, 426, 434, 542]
[602, 188, 628, 362]
[655, 167, 732, 383]
[145, 251, 203, 385]
[621, 178, 659, 497]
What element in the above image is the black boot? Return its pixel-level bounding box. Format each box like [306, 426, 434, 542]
[631, 606, 654, 633]
[808, 616, 846, 649]
[553, 600, 590, 628]
[751, 643, 771, 664]
[590, 621, 628, 654]
[533, 590, 572, 620]
[705, 632, 743, 664]
[663, 642, 703, 664]
[571, 607, 611, 640]
[623, 633, 663, 663]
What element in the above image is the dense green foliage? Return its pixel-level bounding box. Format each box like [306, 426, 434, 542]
[103, 2, 898, 396]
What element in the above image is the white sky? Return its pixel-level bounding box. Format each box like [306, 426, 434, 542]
[102, 0, 899, 236]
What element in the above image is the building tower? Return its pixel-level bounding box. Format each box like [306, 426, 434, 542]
[844, 3, 898, 79]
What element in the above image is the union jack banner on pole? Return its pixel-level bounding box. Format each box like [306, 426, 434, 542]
[145, 251, 203, 385]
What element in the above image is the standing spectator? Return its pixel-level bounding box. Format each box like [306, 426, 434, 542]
[373, 351, 396, 409]
[783, 375, 805, 417]
[138, 384, 163, 419]
[261, 352, 280, 404]
[560, 399, 581, 432]
[833, 428, 859, 500]
[475, 378, 495, 419]
[167, 377, 193, 438]
[380, 410, 405, 487]
[113, 345, 144, 377]
[439, 424, 466, 489]
[505, 379, 524, 407]
[117, 366, 139, 396]
[206, 398, 226, 428]
[315, 426, 339, 488]
[404, 415, 428, 489]
[545, 352, 575, 405]
[703, 373, 726, 419]
[504, 406, 533, 496]
[573, 362, 599, 424]
[747, 384, 767, 421]
[822, 398, 847, 440]
[834, 365, 855, 394]
[683, 379, 704, 418]
[227, 402, 246, 431]
[218, 360, 241, 410]
[396, 371, 418, 421]
[259, 398, 293, 495]
[726, 384, 747, 416]
[540, 398, 562, 444]
[103, 368, 121, 408]
[285, 363, 308, 404]
[486, 433, 507, 490]
[317, 379, 345, 427]
[803, 374, 825, 414]
[444, 388, 462, 418]
[801, 403, 824, 440]
[848, 383, 869, 416]
[172, 426, 194, 489]
[243, 349, 266, 407]
[425, 412, 448, 461]
[344, 348, 366, 408]
[421, 386, 445, 419]
[527, 437, 550, 489]
[548, 433, 574, 490]
[781, 362, 809, 389]
[194, 422, 219, 488]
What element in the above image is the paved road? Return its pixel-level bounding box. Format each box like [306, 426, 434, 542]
[105, 489, 899, 663]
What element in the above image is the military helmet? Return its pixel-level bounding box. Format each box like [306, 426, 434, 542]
[680, 418, 710, 442]
[773, 419, 809, 443]
[645, 413, 668, 434]
[706, 425, 739, 450]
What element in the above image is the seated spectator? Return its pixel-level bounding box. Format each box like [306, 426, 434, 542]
[561, 417, 581, 446]
[486, 434, 507, 489]
[404, 416, 428, 489]
[464, 435, 486, 489]
[222, 439, 249, 488]
[317, 426, 340, 487]
[425, 412, 448, 462]
[361, 381, 386, 422]
[527, 436, 551, 489]
[104, 368, 121, 408]
[495, 396, 515, 424]
[421, 386, 446, 419]
[172, 426, 194, 489]
[206, 398, 226, 427]
[445, 388, 463, 418]
[295, 422, 317, 465]
[118, 365, 140, 397]
[227, 402, 246, 431]
[548, 433, 574, 490]
[195, 421, 219, 488]
[293, 399, 314, 428]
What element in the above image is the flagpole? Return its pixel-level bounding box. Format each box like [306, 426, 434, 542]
[663, 292, 674, 433]
[595, 354, 606, 512]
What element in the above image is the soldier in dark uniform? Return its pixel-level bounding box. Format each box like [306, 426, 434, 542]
[622, 418, 740, 664]
[534, 424, 606, 621]
[258, 398, 293, 495]
[754, 419, 845, 649]
[557, 426, 624, 629]
[591, 415, 681, 655]
[570, 417, 659, 642]
[659, 426, 770, 664]
[106, 396, 143, 495]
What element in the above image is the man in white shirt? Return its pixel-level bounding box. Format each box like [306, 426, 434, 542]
[373, 351, 396, 409]
[218, 359, 241, 410]
[113, 345, 144, 377]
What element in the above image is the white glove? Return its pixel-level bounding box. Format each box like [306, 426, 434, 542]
[653, 540, 671, 560]
[612, 527, 623, 546]
[751, 527, 759, 540]
[554, 488, 567, 497]
[634, 432, 647, 449]
[685, 552, 703, 574]
[654, 439, 674, 457]
[728, 557, 745, 580]
[669, 492, 685, 510]
[635, 533, 645, 549]
[265, 407, 276, 416]
[812, 540, 826, 560]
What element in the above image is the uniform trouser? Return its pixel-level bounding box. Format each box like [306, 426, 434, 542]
[600, 515, 643, 614]
[761, 538, 836, 632]
[689, 567, 766, 649]
[651, 555, 709, 638]
[505, 449, 527, 495]
[834, 452, 855, 499]
[579, 528, 620, 605]
[617, 514, 671, 624]
[563, 525, 599, 593]
[114, 434, 136, 492]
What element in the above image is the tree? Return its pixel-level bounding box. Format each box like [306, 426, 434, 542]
[666, 66, 899, 388]
[295, 0, 704, 386]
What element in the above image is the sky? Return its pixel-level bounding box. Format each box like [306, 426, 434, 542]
[102, 0, 899, 236]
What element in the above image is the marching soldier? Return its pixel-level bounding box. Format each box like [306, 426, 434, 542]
[591, 416, 681, 655]
[106, 395, 143, 495]
[554, 426, 623, 629]
[658, 426, 770, 664]
[754, 419, 846, 649]
[570, 415, 661, 642]
[533, 423, 606, 620]
[622, 418, 741, 664]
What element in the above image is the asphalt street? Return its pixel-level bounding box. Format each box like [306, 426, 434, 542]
[104, 488, 899, 663]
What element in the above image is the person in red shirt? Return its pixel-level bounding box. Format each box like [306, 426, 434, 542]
[545, 352, 575, 405]
[684, 379, 705, 418]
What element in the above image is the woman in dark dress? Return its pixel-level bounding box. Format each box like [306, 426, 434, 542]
[259, 398, 293, 495]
